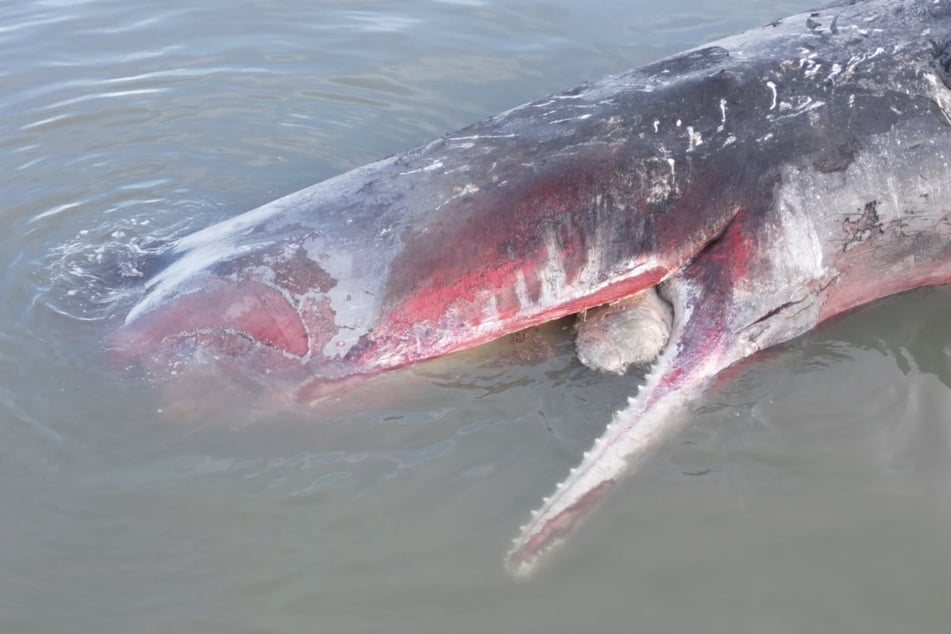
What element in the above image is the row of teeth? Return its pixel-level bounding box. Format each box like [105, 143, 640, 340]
[505, 367, 663, 574]
[506, 537, 565, 578]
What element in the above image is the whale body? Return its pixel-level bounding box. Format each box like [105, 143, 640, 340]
[115, 0, 951, 576]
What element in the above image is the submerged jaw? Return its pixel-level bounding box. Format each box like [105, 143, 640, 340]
[505, 361, 687, 577]
[507, 289, 674, 576]
[505, 273, 730, 577]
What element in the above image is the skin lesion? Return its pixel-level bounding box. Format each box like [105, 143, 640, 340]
[842, 199, 885, 252]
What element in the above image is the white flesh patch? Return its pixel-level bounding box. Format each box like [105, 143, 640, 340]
[575, 288, 673, 375]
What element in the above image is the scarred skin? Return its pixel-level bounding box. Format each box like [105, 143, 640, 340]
[114, 0, 951, 577]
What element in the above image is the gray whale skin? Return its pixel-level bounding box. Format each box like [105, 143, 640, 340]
[115, 0, 951, 577]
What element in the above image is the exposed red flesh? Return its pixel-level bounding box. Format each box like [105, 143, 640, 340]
[113, 278, 309, 358]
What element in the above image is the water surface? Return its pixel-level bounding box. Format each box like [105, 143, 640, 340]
[3, 1, 951, 632]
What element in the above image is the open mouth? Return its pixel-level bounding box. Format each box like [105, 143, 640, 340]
[502, 212, 751, 577]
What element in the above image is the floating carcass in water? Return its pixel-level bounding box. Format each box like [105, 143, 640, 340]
[114, 0, 951, 577]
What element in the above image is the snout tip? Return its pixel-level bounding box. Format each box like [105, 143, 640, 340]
[110, 277, 310, 363]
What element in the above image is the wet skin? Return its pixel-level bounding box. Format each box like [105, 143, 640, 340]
[115, 0, 951, 576]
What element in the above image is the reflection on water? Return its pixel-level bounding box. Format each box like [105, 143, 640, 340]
[2, 0, 951, 633]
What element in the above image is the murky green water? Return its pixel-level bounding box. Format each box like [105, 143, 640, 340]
[3, 1, 951, 632]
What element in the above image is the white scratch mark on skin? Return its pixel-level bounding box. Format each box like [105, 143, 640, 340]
[675, 119, 682, 127]
[686, 126, 702, 151]
[766, 81, 777, 110]
[723, 135, 736, 147]
[827, 63, 842, 84]
[535, 231, 568, 307]
[717, 98, 727, 132]
[653, 119, 660, 133]
[647, 155, 677, 204]
[924, 73, 951, 125]
[849, 93, 856, 108]
[483, 295, 500, 323]
[549, 113, 593, 124]
[843, 48, 883, 78]
[399, 159, 444, 175]
[435, 183, 480, 210]
[776, 97, 825, 119]
[513, 271, 530, 311]
[530, 94, 586, 108]
[447, 134, 515, 141]
[796, 52, 819, 72]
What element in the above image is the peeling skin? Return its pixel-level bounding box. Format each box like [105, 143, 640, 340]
[113, 0, 951, 577]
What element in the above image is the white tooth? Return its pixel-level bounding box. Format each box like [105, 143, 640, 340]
[542, 496, 551, 505]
